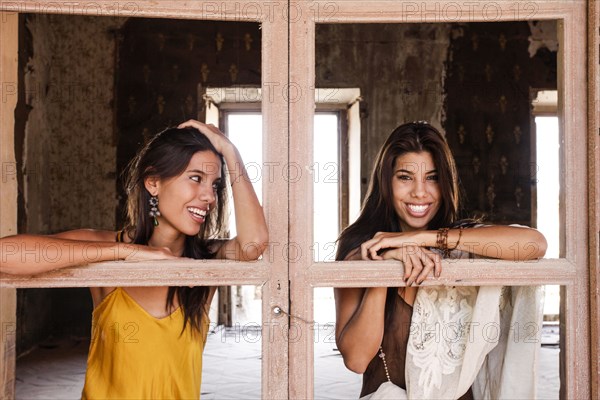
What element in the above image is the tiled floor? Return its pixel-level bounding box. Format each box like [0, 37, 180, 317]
[16, 325, 559, 399]
[201, 325, 262, 399]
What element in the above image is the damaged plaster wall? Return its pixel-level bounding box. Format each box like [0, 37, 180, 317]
[17, 14, 126, 354]
[23, 14, 125, 233]
[315, 22, 555, 224]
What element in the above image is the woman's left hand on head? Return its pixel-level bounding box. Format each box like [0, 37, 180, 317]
[178, 119, 232, 154]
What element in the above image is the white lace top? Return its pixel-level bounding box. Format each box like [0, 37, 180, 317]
[405, 246, 544, 399]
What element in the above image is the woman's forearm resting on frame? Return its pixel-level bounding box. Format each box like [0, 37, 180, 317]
[222, 143, 268, 260]
[437, 225, 546, 260]
[0, 235, 139, 275]
[365, 226, 547, 261]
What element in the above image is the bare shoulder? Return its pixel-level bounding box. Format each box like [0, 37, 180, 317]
[49, 229, 118, 242]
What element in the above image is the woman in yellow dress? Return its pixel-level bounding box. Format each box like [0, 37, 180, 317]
[1, 120, 268, 399]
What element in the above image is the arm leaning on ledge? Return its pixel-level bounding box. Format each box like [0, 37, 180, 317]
[361, 225, 547, 263]
[0, 229, 175, 275]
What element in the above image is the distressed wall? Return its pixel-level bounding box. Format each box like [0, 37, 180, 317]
[445, 22, 557, 224]
[17, 14, 125, 354]
[316, 22, 556, 224]
[23, 14, 124, 233]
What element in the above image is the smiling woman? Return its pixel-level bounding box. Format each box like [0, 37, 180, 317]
[334, 122, 547, 399]
[141, 147, 222, 235]
[0, 121, 269, 399]
[391, 151, 441, 232]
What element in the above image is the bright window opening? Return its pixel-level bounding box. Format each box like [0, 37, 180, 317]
[535, 115, 561, 319]
[313, 113, 340, 263]
[226, 113, 263, 238]
[535, 116, 560, 259]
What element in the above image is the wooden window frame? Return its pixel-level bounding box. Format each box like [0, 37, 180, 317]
[0, 1, 598, 399]
[0, 3, 289, 398]
[207, 86, 360, 237]
[288, 1, 597, 399]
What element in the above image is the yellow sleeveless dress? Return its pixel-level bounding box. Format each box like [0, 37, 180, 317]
[81, 288, 208, 399]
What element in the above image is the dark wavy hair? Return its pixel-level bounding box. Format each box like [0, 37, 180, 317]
[336, 122, 460, 261]
[123, 126, 228, 333]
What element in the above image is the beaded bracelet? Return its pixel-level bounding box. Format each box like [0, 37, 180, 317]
[447, 227, 464, 253]
[436, 227, 449, 255]
[437, 227, 464, 257]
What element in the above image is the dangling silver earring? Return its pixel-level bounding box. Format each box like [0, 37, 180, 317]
[149, 195, 161, 226]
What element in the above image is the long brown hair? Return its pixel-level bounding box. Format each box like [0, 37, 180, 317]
[336, 122, 459, 261]
[123, 127, 228, 333]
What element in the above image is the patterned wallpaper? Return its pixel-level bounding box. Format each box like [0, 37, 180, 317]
[315, 22, 556, 225]
[23, 14, 126, 233]
[445, 22, 557, 224]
